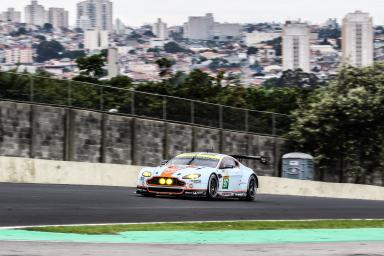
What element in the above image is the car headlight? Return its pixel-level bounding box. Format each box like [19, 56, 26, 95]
[142, 171, 152, 177]
[182, 174, 201, 180]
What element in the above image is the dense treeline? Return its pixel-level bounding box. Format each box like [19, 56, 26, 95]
[289, 64, 384, 184]
[1, 60, 384, 184]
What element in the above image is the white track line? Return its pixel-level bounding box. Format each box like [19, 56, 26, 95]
[1, 219, 384, 230]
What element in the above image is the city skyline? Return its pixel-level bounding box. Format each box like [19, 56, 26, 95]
[1, 0, 384, 27]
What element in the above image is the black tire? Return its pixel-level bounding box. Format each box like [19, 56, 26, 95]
[141, 193, 156, 197]
[244, 175, 257, 201]
[206, 174, 219, 199]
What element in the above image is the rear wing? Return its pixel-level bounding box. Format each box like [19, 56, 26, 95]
[230, 155, 269, 165]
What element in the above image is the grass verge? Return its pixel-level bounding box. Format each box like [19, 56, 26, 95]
[25, 220, 384, 235]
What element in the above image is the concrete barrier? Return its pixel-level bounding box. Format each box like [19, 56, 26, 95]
[258, 176, 384, 201]
[0, 156, 141, 187]
[1, 156, 383, 201]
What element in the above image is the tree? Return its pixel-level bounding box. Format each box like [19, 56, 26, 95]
[76, 54, 106, 78]
[289, 64, 384, 184]
[35, 35, 46, 41]
[147, 48, 160, 53]
[143, 30, 155, 37]
[247, 47, 259, 55]
[35, 40, 65, 62]
[17, 27, 27, 35]
[164, 42, 189, 54]
[107, 75, 133, 88]
[62, 50, 86, 60]
[263, 69, 322, 88]
[43, 23, 53, 33]
[177, 69, 218, 100]
[155, 58, 174, 77]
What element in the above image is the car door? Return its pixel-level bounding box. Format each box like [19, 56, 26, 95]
[219, 157, 242, 191]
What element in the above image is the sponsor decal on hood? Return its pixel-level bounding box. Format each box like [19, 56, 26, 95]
[159, 165, 207, 177]
[160, 165, 182, 177]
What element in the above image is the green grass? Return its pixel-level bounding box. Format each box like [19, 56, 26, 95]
[25, 220, 384, 235]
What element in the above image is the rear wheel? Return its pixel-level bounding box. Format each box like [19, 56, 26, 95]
[244, 175, 257, 201]
[206, 174, 219, 199]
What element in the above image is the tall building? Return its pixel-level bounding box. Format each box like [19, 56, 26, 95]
[84, 28, 109, 51]
[212, 23, 242, 41]
[5, 47, 33, 64]
[48, 8, 69, 29]
[0, 8, 21, 23]
[152, 18, 168, 39]
[342, 11, 373, 67]
[107, 47, 119, 78]
[282, 21, 311, 72]
[114, 18, 126, 35]
[77, 0, 113, 32]
[184, 13, 215, 40]
[24, 0, 47, 26]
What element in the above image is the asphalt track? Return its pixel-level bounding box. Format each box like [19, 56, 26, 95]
[1, 241, 384, 256]
[0, 183, 384, 227]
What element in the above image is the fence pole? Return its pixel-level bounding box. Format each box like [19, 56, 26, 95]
[219, 105, 223, 129]
[99, 86, 104, 111]
[131, 90, 135, 115]
[162, 96, 167, 120]
[245, 110, 249, 132]
[272, 113, 276, 136]
[190, 100, 195, 124]
[67, 80, 72, 106]
[29, 75, 34, 102]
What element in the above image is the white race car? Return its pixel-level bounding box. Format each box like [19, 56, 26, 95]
[136, 152, 267, 201]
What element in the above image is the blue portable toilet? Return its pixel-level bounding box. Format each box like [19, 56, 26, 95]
[282, 153, 314, 180]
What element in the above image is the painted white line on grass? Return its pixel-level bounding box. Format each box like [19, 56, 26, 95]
[1, 219, 383, 230]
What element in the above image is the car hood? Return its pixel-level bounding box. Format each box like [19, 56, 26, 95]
[151, 165, 216, 178]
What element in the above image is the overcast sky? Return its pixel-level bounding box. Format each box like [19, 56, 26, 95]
[4, 0, 384, 27]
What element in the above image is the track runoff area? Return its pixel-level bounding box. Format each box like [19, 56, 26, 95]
[0, 183, 384, 251]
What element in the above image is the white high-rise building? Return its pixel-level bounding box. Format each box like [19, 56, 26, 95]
[84, 28, 109, 51]
[282, 21, 311, 72]
[212, 23, 242, 41]
[48, 8, 69, 29]
[184, 13, 215, 40]
[24, 0, 47, 26]
[107, 47, 119, 78]
[152, 18, 168, 39]
[0, 8, 21, 23]
[114, 18, 126, 35]
[77, 0, 113, 32]
[342, 11, 373, 67]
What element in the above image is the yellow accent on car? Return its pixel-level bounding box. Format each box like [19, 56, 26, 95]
[166, 178, 173, 185]
[176, 153, 222, 160]
[159, 178, 166, 185]
[183, 174, 201, 180]
[142, 171, 152, 177]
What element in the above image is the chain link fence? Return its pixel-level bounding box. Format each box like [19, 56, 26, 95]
[0, 72, 291, 136]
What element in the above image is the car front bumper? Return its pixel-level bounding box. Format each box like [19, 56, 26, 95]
[136, 186, 207, 197]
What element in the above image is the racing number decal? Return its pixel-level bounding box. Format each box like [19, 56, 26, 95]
[222, 176, 229, 189]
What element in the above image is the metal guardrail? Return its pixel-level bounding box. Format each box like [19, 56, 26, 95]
[0, 71, 291, 136]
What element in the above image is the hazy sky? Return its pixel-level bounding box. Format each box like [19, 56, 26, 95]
[5, 0, 384, 26]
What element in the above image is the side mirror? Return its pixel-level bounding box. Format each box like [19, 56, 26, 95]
[160, 160, 169, 166]
[221, 164, 235, 169]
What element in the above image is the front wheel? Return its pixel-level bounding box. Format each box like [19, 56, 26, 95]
[206, 174, 219, 199]
[243, 175, 257, 201]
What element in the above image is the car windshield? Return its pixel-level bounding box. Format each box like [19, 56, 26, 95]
[168, 154, 220, 168]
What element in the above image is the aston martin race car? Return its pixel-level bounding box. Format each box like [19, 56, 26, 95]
[136, 152, 267, 201]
